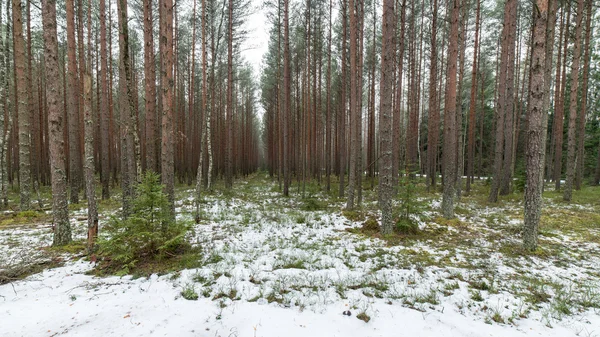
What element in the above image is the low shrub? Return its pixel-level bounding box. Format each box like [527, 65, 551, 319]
[98, 172, 191, 275]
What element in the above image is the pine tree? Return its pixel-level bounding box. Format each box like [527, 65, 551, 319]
[563, 0, 585, 202]
[83, 0, 97, 249]
[161, 0, 175, 217]
[43, 0, 71, 246]
[441, 0, 461, 219]
[379, 0, 395, 234]
[524, 0, 549, 251]
[13, 0, 30, 210]
[143, 0, 157, 174]
[99, 0, 110, 200]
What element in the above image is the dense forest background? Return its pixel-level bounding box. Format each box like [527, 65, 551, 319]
[0, 0, 598, 250]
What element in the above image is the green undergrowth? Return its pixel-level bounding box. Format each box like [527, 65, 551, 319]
[346, 218, 448, 247]
[343, 209, 366, 222]
[46, 240, 87, 255]
[544, 185, 600, 207]
[0, 210, 51, 228]
[540, 208, 600, 243]
[92, 248, 202, 279]
[98, 196, 123, 213]
[95, 172, 197, 277]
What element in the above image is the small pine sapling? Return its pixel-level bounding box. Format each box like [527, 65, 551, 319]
[395, 169, 424, 234]
[98, 172, 191, 274]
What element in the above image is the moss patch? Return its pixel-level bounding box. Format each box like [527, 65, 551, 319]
[0, 210, 51, 228]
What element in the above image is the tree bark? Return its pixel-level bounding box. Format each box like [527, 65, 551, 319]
[441, 0, 460, 219]
[563, 0, 585, 202]
[346, 0, 363, 209]
[499, 0, 517, 196]
[195, 0, 207, 222]
[65, 0, 81, 205]
[489, 0, 516, 202]
[118, 0, 140, 217]
[325, 0, 332, 192]
[0, 0, 9, 209]
[575, 1, 592, 190]
[13, 0, 30, 210]
[427, 0, 439, 190]
[99, 0, 109, 199]
[553, 6, 570, 189]
[466, 0, 481, 193]
[379, 0, 395, 234]
[26, 0, 40, 207]
[144, 0, 157, 174]
[225, 0, 234, 189]
[161, 0, 175, 217]
[338, 1, 347, 199]
[43, 0, 71, 246]
[455, 0, 469, 198]
[393, 0, 407, 191]
[282, 0, 290, 197]
[540, 0, 556, 188]
[524, 0, 548, 251]
[83, 0, 97, 249]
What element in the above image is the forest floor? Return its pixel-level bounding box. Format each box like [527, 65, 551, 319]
[1, 173, 600, 337]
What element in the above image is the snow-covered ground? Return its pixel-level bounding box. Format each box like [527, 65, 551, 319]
[1, 176, 600, 337]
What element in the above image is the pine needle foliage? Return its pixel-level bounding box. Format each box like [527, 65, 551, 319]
[395, 170, 424, 234]
[98, 172, 191, 274]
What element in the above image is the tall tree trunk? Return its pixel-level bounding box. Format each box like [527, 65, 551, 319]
[346, 0, 356, 208]
[206, 0, 215, 191]
[0, 0, 8, 209]
[563, 0, 585, 202]
[83, 0, 97, 249]
[455, 0, 469, 198]
[553, 6, 570, 189]
[379, 0, 395, 234]
[325, 0, 332, 192]
[13, 0, 30, 210]
[393, 0, 406, 190]
[225, 0, 234, 189]
[524, 0, 548, 251]
[161, 0, 175, 216]
[118, 0, 130, 215]
[442, 0, 460, 219]
[77, 0, 85, 193]
[144, 0, 157, 173]
[356, 0, 364, 206]
[575, 1, 592, 190]
[26, 0, 40, 207]
[188, 6, 197, 185]
[195, 0, 208, 222]
[338, 1, 347, 199]
[406, 0, 418, 175]
[346, 0, 362, 209]
[1, 0, 9, 207]
[466, 0, 480, 193]
[283, 0, 291, 196]
[66, 0, 81, 205]
[489, 0, 514, 202]
[545, 8, 560, 182]
[427, 0, 439, 190]
[499, 0, 517, 196]
[540, 0, 556, 189]
[99, 0, 110, 199]
[367, 3, 376, 187]
[118, 0, 140, 217]
[43, 0, 71, 245]
[276, 3, 282, 188]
